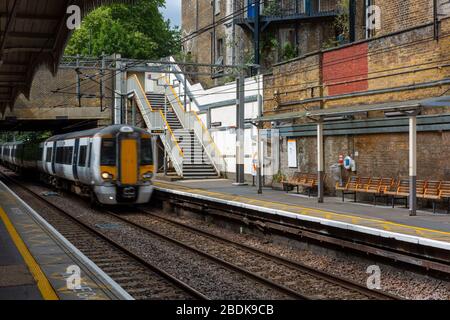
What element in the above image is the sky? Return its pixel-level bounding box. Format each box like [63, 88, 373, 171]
[161, 0, 181, 27]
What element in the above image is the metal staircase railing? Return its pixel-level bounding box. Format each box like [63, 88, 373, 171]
[163, 77, 227, 174]
[127, 75, 184, 176]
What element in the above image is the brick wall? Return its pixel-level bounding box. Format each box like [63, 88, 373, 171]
[323, 42, 369, 95]
[373, 0, 434, 37]
[263, 16, 450, 192]
[14, 66, 113, 121]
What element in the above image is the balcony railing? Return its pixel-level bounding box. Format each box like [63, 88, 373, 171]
[234, 0, 339, 21]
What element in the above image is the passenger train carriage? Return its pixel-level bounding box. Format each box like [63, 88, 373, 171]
[0, 125, 155, 205]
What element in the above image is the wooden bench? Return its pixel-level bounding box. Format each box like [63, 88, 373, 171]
[357, 177, 394, 205]
[282, 172, 306, 193]
[335, 176, 359, 202]
[299, 173, 326, 197]
[438, 181, 450, 213]
[419, 180, 441, 213]
[384, 179, 426, 208]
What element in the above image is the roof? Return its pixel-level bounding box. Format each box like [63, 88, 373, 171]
[0, 0, 135, 114]
[255, 96, 450, 123]
[46, 124, 149, 141]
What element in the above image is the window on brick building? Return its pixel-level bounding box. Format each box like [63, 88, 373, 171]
[214, 0, 221, 15]
[216, 38, 224, 64]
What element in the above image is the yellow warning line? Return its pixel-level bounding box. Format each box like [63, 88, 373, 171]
[0, 206, 59, 300]
[155, 181, 450, 238]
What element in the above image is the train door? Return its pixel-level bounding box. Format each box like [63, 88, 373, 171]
[51, 141, 57, 174]
[118, 136, 138, 185]
[76, 138, 89, 184]
[73, 138, 80, 180]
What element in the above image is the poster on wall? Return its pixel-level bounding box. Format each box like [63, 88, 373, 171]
[287, 139, 297, 168]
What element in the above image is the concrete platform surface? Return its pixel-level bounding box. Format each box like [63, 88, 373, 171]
[154, 179, 450, 248]
[0, 180, 132, 300]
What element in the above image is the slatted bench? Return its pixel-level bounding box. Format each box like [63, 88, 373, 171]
[384, 179, 426, 208]
[418, 180, 441, 213]
[357, 177, 394, 205]
[438, 181, 450, 213]
[282, 172, 306, 193]
[299, 173, 326, 197]
[335, 176, 359, 202]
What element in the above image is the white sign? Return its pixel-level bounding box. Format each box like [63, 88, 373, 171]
[287, 139, 297, 168]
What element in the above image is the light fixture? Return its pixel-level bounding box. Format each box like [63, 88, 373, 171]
[384, 109, 418, 118]
[322, 115, 354, 122]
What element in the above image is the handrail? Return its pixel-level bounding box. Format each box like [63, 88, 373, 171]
[127, 75, 184, 176]
[132, 74, 154, 112]
[158, 109, 184, 157]
[130, 75, 184, 158]
[164, 77, 223, 158]
[163, 77, 226, 173]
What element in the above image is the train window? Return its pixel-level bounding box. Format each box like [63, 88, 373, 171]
[101, 139, 116, 166]
[78, 145, 87, 167]
[56, 147, 63, 164]
[46, 147, 53, 163]
[64, 147, 74, 165]
[140, 139, 153, 165]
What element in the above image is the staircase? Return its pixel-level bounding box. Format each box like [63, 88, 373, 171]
[146, 93, 219, 179]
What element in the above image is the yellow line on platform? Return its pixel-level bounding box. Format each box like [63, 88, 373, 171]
[0, 207, 59, 300]
[155, 181, 450, 239]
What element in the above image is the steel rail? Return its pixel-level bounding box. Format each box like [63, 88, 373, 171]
[136, 208, 401, 300]
[0, 172, 208, 300]
[106, 210, 311, 300]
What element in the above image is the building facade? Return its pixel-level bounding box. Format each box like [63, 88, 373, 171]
[181, 0, 368, 87]
[262, 0, 450, 192]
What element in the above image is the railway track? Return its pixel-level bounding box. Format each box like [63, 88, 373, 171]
[0, 170, 400, 300]
[1, 172, 306, 300]
[0, 172, 206, 300]
[112, 208, 400, 300]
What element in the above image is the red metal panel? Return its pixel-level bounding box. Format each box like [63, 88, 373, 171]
[323, 42, 369, 96]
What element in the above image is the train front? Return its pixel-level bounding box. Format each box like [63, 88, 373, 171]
[92, 125, 155, 205]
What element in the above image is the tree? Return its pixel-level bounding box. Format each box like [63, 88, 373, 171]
[65, 0, 180, 59]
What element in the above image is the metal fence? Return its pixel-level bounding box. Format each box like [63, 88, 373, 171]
[234, 0, 339, 19]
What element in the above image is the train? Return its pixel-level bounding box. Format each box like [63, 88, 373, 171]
[0, 125, 155, 205]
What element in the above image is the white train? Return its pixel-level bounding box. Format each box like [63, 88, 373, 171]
[0, 125, 155, 205]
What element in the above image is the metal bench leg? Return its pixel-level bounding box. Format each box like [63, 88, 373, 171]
[354, 192, 357, 202]
[373, 195, 377, 206]
[392, 197, 395, 208]
[297, 185, 299, 194]
[342, 191, 345, 202]
[433, 201, 436, 214]
[308, 188, 311, 197]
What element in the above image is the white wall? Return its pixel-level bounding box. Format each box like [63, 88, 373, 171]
[153, 59, 263, 177]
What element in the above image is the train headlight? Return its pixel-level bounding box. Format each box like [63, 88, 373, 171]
[101, 172, 114, 180]
[142, 172, 153, 180]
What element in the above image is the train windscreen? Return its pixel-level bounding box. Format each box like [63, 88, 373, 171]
[101, 139, 116, 166]
[140, 139, 153, 165]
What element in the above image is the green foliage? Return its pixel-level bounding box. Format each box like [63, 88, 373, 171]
[272, 170, 286, 184]
[65, 0, 180, 59]
[281, 42, 297, 61]
[0, 131, 52, 143]
[262, 0, 282, 16]
[322, 0, 350, 49]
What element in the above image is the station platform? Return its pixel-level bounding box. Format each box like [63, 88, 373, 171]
[154, 179, 450, 250]
[0, 180, 132, 300]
